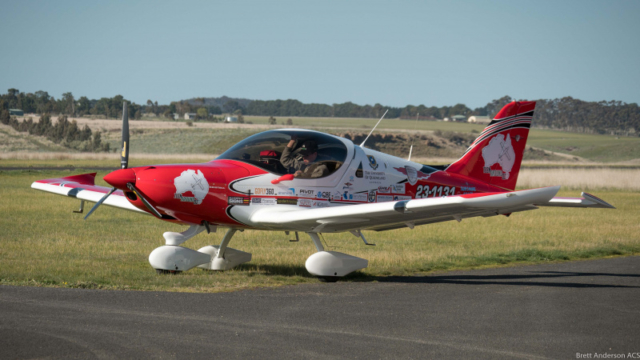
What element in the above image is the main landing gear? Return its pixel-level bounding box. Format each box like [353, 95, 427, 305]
[303, 232, 368, 282]
[148, 225, 251, 273]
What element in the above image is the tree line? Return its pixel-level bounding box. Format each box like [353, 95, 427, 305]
[2, 89, 638, 136]
[0, 89, 143, 120]
[0, 110, 109, 152]
[241, 96, 639, 136]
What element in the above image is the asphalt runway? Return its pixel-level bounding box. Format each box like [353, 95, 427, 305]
[1, 257, 639, 360]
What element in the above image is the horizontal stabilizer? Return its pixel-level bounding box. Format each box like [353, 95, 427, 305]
[538, 192, 615, 209]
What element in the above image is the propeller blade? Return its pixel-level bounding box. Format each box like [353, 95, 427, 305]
[84, 187, 117, 220]
[120, 101, 129, 169]
[126, 183, 162, 218]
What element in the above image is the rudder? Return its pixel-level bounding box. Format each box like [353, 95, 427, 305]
[445, 101, 536, 190]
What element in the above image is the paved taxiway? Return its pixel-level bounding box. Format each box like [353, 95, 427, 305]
[1, 256, 639, 359]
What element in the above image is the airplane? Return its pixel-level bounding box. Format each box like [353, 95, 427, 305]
[31, 101, 615, 282]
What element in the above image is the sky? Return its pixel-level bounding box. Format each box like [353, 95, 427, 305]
[1, 0, 639, 109]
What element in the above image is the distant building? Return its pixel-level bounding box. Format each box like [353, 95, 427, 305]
[9, 109, 24, 116]
[225, 116, 238, 123]
[184, 113, 197, 120]
[468, 116, 491, 124]
[173, 113, 180, 120]
[443, 117, 450, 122]
[451, 115, 466, 122]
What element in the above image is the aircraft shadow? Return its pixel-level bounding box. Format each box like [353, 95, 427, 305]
[348, 270, 640, 289]
[199, 264, 639, 289]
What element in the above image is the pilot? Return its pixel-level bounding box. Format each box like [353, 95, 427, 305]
[281, 138, 329, 178]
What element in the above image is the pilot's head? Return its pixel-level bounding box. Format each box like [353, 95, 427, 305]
[299, 140, 318, 162]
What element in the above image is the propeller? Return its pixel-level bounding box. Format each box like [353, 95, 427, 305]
[84, 102, 130, 220]
[120, 102, 129, 169]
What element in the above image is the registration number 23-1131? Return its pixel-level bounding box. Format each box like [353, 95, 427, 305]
[415, 185, 456, 198]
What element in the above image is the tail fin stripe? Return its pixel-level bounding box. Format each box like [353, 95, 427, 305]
[488, 110, 534, 125]
[467, 119, 532, 148]
[483, 113, 533, 133]
[472, 118, 532, 144]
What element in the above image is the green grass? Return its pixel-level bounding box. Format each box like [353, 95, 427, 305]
[1, 169, 638, 293]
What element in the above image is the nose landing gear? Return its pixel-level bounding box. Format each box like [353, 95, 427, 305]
[149, 226, 251, 273]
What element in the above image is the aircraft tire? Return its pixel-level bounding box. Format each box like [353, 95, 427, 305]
[155, 269, 181, 275]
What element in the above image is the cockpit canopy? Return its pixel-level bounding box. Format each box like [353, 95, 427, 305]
[216, 130, 348, 177]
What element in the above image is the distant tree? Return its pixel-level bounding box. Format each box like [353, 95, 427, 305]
[286, 118, 293, 125]
[77, 96, 91, 116]
[0, 110, 9, 124]
[196, 107, 208, 120]
[223, 100, 240, 113]
[268, 116, 276, 125]
[61, 92, 75, 115]
[484, 96, 513, 119]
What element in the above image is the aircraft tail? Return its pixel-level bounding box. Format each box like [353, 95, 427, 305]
[445, 101, 536, 191]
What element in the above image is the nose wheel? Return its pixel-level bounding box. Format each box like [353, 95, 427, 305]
[150, 227, 251, 273]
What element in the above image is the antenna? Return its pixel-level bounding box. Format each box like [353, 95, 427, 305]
[360, 109, 388, 147]
[407, 112, 419, 161]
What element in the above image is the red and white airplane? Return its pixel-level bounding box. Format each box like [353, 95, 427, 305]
[32, 101, 614, 281]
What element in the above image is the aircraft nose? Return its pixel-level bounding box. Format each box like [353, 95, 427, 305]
[104, 168, 136, 190]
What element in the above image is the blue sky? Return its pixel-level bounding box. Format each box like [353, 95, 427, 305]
[1, 0, 638, 108]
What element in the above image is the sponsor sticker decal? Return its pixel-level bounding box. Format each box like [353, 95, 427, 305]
[377, 185, 391, 194]
[393, 195, 412, 201]
[277, 198, 298, 205]
[251, 198, 277, 205]
[315, 200, 330, 207]
[208, 182, 225, 190]
[367, 155, 379, 170]
[364, 170, 387, 184]
[254, 187, 275, 196]
[392, 184, 406, 194]
[277, 188, 296, 196]
[351, 193, 368, 202]
[394, 166, 431, 185]
[317, 191, 331, 199]
[377, 195, 393, 202]
[298, 198, 314, 207]
[228, 196, 250, 206]
[368, 190, 376, 203]
[298, 189, 316, 198]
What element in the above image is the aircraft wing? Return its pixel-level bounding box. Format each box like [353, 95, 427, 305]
[251, 186, 561, 233]
[31, 173, 148, 215]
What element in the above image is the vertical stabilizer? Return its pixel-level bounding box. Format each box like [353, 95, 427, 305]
[445, 101, 536, 190]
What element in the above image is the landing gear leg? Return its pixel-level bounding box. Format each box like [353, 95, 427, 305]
[197, 229, 252, 271]
[304, 232, 368, 282]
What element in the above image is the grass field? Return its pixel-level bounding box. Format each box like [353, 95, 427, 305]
[1, 168, 637, 293]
